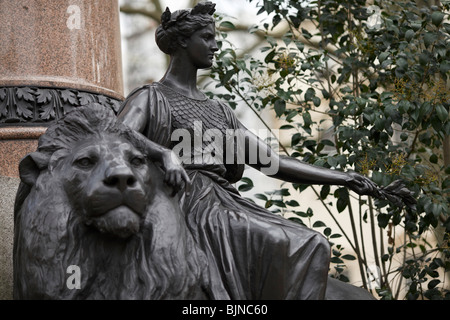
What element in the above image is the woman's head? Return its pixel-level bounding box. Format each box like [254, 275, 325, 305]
[155, 2, 216, 55]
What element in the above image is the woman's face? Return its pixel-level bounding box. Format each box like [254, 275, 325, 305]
[185, 23, 218, 69]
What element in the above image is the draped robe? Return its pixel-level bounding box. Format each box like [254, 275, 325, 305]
[118, 82, 331, 299]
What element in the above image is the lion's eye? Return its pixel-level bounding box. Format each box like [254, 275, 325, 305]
[130, 156, 145, 167]
[75, 157, 95, 169]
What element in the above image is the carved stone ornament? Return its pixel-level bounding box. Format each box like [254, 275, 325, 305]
[0, 86, 121, 125]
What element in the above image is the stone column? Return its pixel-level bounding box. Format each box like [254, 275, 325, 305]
[0, 0, 124, 299]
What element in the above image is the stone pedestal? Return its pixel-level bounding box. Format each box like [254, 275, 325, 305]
[0, 127, 46, 177]
[0, 0, 124, 299]
[0, 0, 124, 176]
[0, 176, 19, 300]
[0, 0, 123, 101]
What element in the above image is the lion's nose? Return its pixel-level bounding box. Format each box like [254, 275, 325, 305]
[103, 166, 137, 191]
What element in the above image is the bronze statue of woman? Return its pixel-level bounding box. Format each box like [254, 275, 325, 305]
[117, 1, 381, 300]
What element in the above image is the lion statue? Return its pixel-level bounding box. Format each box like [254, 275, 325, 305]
[13, 104, 210, 299]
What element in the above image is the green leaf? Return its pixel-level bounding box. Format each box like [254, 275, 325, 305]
[337, 197, 348, 213]
[321, 89, 330, 99]
[236, 59, 247, 72]
[220, 21, 236, 30]
[313, 97, 321, 107]
[263, 0, 275, 13]
[321, 139, 334, 147]
[435, 104, 448, 122]
[405, 29, 415, 41]
[431, 11, 445, 26]
[429, 154, 438, 164]
[238, 184, 253, 192]
[378, 52, 390, 63]
[396, 57, 408, 70]
[272, 200, 286, 208]
[272, 14, 281, 27]
[342, 254, 356, 261]
[320, 185, 330, 199]
[313, 220, 326, 228]
[264, 50, 276, 63]
[378, 213, 391, 228]
[273, 188, 290, 196]
[327, 156, 338, 168]
[419, 52, 430, 65]
[330, 257, 344, 264]
[302, 112, 312, 127]
[440, 61, 450, 74]
[286, 200, 299, 207]
[221, 70, 235, 85]
[286, 110, 297, 122]
[291, 133, 302, 146]
[424, 32, 437, 48]
[254, 193, 268, 201]
[288, 217, 304, 225]
[240, 177, 253, 185]
[238, 177, 254, 192]
[274, 99, 286, 117]
[428, 279, 440, 290]
[301, 62, 311, 71]
[305, 88, 315, 102]
[294, 211, 309, 218]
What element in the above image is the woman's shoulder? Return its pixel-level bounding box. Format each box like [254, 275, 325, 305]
[126, 82, 163, 98]
[120, 83, 167, 107]
[118, 83, 169, 114]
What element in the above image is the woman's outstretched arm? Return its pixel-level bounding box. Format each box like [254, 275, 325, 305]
[238, 123, 380, 197]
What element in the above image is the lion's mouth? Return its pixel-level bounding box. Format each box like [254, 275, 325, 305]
[85, 205, 142, 239]
[88, 188, 148, 217]
[82, 186, 150, 238]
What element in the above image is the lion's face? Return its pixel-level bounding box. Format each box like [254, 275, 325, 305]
[58, 135, 153, 239]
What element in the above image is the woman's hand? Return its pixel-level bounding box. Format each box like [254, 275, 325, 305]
[161, 150, 191, 196]
[123, 128, 191, 196]
[344, 171, 381, 198]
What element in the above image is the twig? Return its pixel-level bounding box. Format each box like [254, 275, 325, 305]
[369, 197, 383, 287]
[359, 195, 370, 291]
[348, 199, 369, 289]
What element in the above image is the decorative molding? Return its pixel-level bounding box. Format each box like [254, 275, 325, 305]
[0, 86, 122, 125]
[0, 126, 47, 140]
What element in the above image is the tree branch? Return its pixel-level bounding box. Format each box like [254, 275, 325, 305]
[120, 4, 161, 22]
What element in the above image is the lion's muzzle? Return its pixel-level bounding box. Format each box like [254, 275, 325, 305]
[84, 164, 150, 238]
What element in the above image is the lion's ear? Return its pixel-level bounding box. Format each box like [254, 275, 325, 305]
[19, 152, 50, 186]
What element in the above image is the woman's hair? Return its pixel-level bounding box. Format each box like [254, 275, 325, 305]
[155, 1, 216, 55]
